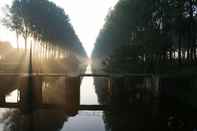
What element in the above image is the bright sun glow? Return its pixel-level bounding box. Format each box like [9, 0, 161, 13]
[0, 0, 118, 56]
[0, 0, 118, 107]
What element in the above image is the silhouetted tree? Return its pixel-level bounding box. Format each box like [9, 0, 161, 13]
[92, 0, 197, 74]
[2, 0, 87, 73]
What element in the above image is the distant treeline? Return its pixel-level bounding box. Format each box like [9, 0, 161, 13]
[92, 0, 197, 74]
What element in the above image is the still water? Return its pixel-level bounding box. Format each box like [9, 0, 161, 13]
[0, 65, 106, 131]
[0, 68, 197, 131]
[62, 65, 105, 131]
[80, 65, 99, 105]
[61, 111, 105, 131]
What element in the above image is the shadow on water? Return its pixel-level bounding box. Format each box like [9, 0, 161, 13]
[0, 73, 106, 131]
[0, 74, 77, 130]
[94, 74, 197, 131]
[0, 74, 197, 131]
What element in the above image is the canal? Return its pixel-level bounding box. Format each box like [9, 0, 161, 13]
[0, 68, 197, 131]
[0, 65, 107, 131]
[62, 64, 105, 131]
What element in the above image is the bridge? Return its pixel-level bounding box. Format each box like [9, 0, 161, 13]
[0, 73, 159, 115]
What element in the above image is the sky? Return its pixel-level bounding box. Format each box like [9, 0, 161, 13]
[0, 0, 16, 48]
[0, 0, 118, 56]
[0, 1, 118, 130]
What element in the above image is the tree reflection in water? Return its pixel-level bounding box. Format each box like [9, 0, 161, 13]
[94, 76, 197, 131]
[0, 76, 74, 131]
[1, 108, 68, 131]
[0, 74, 104, 131]
[2, 72, 197, 130]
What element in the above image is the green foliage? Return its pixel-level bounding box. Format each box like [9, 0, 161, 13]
[92, 0, 197, 74]
[1, 0, 88, 75]
[2, 0, 87, 56]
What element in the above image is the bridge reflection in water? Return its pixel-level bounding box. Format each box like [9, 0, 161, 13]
[0, 72, 196, 131]
[0, 73, 113, 116]
[0, 72, 164, 131]
[0, 73, 157, 113]
[0, 72, 110, 131]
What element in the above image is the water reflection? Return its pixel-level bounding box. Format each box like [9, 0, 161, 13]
[1, 108, 68, 131]
[42, 77, 67, 105]
[0, 109, 106, 131]
[61, 111, 105, 131]
[0, 72, 197, 131]
[5, 90, 19, 103]
[94, 75, 197, 131]
[80, 65, 99, 105]
[0, 65, 106, 131]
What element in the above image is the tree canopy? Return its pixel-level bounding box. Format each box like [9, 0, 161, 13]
[2, 0, 87, 74]
[92, 0, 197, 74]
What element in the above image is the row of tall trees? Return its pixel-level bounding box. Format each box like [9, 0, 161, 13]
[2, 0, 87, 73]
[92, 1, 197, 130]
[92, 0, 197, 74]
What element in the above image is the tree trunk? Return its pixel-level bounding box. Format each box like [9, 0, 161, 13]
[16, 32, 19, 50]
[178, 33, 182, 65]
[169, 50, 172, 64]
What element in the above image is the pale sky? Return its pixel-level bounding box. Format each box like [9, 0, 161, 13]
[0, 0, 118, 56]
[0, 1, 119, 130]
[0, 0, 119, 106]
